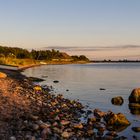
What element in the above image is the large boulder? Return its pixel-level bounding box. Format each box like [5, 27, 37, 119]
[129, 88, 140, 114]
[111, 96, 124, 105]
[0, 72, 7, 78]
[104, 112, 130, 127]
[129, 88, 140, 103]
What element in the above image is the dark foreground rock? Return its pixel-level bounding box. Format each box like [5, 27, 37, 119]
[132, 127, 140, 132]
[111, 96, 124, 105]
[28, 77, 45, 82]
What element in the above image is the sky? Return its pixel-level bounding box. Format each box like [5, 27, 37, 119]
[0, 0, 140, 60]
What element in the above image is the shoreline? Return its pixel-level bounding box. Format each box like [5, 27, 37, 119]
[2, 59, 140, 72]
[90, 60, 140, 63]
[18, 60, 89, 71]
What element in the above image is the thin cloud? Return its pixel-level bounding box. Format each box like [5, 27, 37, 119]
[44, 45, 140, 52]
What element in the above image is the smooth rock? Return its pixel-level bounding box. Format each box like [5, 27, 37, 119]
[111, 96, 124, 105]
[40, 123, 51, 129]
[100, 88, 106, 90]
[28, 77, 45, 82]
[30, 115, 39, 121]
[104, 112, 130, 126]
[41, 128, 52, 139]
[94, 109, 106, 119]
[129, 88, 140, 103]
[106, 131, 118, 137]
[9, 136, 16, 140]
[0, 72, 7, 78]
[132, 127, 140, 132]
[88, 117, 96, 124]
[61, 131, 70, 138]
[53, 80, 59, 83]
[53, 127, 62, 134]
[103, 135, 115, 140]
[61, 120, 70, 125]
[74, 123, 83, 129]
[30, 136, 36, 140]
[32, 124, 39, 130]
[87, 129, 94, 136]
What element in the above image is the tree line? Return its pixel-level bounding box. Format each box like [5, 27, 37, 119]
[0, 46, 89, 61]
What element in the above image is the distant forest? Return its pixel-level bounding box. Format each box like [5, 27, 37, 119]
[0, 46, 89, 61]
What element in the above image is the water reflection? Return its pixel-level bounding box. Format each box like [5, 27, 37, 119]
[129, 103, 140, 115]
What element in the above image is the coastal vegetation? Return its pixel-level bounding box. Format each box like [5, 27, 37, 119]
[0, 45, 89, 67]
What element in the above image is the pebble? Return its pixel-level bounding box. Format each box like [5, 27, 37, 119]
[100, 88, 106, 90]
[61, 120, 70, 125]
[106, 131, 118, 137]
[87, 129, 94, 136]
[9, 136, 16, 140]
[61, 131, 70, 138]
[32, 124, 39, 130]
[39, 123, 51, 129]
[74, 123, 83, 129]
[30, 115, 39, 121]
[53, 80, 59, 83]
[30, 136, 36, 140]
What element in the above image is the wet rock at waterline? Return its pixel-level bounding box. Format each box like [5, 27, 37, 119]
[93, 109, 130, 132]
[99, 88, 106, 90]
[53, 80, 59, 83]
[129, 88, 140, 114]
[111, 96, 124, 105]
[132, 127, 140, 132]
[129, 88, 140, 103]
[94, 109, 106, 120]
[28, 76, 45, 82]
[104, 112, 130, 128]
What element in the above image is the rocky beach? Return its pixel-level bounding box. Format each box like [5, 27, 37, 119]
[0, 68, 137, 140]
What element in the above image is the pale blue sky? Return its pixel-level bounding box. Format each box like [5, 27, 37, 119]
[0, 0, 140, 59]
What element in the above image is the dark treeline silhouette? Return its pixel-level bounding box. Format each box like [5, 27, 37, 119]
[0, 46, 89, 61]
[71, 55, 89, 61]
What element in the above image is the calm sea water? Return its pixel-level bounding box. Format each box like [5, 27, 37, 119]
[23, 63, 140, 139]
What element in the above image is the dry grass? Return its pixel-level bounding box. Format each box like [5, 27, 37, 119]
[0, 57, 38, 66]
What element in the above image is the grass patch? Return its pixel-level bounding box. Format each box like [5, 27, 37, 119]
[0, 57, 38, 67]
